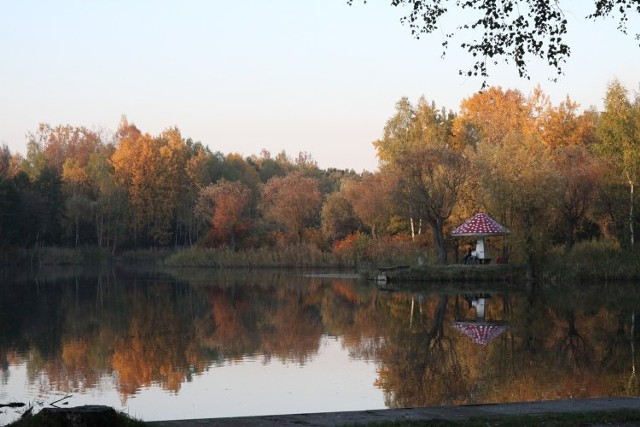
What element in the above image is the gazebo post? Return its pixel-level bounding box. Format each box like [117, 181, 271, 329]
[476, 237, 486, 262]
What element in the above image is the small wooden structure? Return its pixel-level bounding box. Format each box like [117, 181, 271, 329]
[451, 212, 510, 264]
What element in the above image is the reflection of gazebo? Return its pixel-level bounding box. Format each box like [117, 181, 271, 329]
[453, 294, 506, 345]
[454, 322, 506, 345]
[451, 212, 510, 264]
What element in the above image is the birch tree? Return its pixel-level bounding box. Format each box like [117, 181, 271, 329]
[595, 80, 640, 248]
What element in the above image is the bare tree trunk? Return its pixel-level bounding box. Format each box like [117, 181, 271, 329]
[96, 213, 104, 248]
[111, 222, 118, 255]
[630, 180, 635, 248]
[410, 217, 415, 241]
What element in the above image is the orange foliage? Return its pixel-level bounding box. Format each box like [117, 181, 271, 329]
[454, 87, 533, 147]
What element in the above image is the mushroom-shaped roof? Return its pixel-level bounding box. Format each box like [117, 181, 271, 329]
[451, 212, 510, 237]
[453, 321, 507, 345]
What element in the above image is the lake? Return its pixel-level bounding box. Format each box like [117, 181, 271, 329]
[1, 266, 638, 425]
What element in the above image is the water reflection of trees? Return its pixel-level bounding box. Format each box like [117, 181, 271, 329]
[374, 294, 467, 407]
[2, 270, 640, 408]
[203, 282, 324, 364]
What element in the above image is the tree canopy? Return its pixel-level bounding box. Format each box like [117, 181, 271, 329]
[347, 0, 640, 85]
[2, 81, 640, 270]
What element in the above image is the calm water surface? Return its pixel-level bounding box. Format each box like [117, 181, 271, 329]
[1, 267, 639, 425]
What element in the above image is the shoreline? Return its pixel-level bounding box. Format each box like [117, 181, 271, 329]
[147, 397, 640, 426]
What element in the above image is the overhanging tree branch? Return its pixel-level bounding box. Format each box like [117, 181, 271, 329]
[347, 0, 640, 86]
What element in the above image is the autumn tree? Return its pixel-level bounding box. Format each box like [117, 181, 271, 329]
[62, 158, 94, 247]
[594, 80, 640, 248]
[195, 179, 252, 250]
[0, 145, 20, 245]
[248, 149, 292, 183]
[474, 131, 561, 275]
[111, 124, 189, 246]
[321, 191, 362, 242]
[25, 124, 102, 176]
[453, 87, 533, 148]
[221, 153, 261, 192]
[20, 124, 106, 246]
[348, 1, 640, 84]
[376, 97, 467, 264]
[259, 172, 322, 243]
[88, 146, 128, 252]
[552, 145, 602, 251]
[536, 94, 598, 148]
[341, 172, 395, 240]
[533, 94, 601, 251]
[0, 145, 12, 178]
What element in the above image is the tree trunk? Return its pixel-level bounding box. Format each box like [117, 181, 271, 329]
[565, 218, 576, 253]
[630, 180, 635, 248]
[432, 218, 447, 264]
[111, 221, 118, 255]
[75, 215, 79, 248]
[525, 213, 535, 279]
[410, 216, 415, 241]
[96, 213, 104, 248]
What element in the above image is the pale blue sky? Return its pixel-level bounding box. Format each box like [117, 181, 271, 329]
[1, 1, 638, 171]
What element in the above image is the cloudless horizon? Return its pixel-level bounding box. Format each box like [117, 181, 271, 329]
[1, 0, 639, 172]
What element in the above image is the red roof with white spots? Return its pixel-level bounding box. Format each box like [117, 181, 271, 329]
[451, 212, 510, 237]
[453, 322, 507, 345]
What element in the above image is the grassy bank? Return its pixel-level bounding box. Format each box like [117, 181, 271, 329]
[538, 240, 640, 284]
[375, 263, 527, 284]
[163, 243, 342, 268]
[163, 239, 426, 269]
[360, 408, 640, 426]
[9, 407, 640, 426]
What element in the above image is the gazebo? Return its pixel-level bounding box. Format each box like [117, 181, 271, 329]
[451, 212, 510, 264]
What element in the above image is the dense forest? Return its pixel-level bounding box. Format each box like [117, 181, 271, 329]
[1, 80, 639, 266]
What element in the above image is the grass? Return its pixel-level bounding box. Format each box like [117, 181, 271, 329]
[164, 243, 354, 268]
[378, 263, 527, 283]
[538, 239, 640, 284]
[7, 407, 640, 427]
[163, 237, 428, 270]
[348, 408, 640, 426]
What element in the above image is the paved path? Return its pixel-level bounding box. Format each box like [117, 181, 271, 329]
[149, 397, 640, 426]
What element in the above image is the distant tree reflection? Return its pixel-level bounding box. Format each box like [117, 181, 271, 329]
[553, 309, 594, 370]
[2, 271, 640, 410]
[375, 294, 467, 407]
